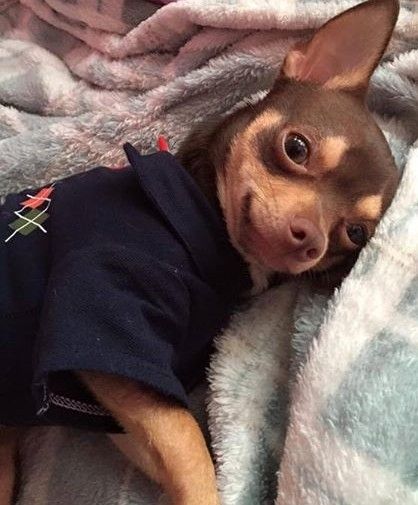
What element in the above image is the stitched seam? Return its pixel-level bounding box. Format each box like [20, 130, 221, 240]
[49, 392, 109, 417]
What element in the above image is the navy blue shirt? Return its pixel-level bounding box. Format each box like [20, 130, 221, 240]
[0, 144, 250, 431]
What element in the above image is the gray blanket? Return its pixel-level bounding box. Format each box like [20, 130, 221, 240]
[1, 1, 417, 504]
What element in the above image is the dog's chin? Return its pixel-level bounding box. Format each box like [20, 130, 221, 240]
[234, 244, 318, 295]
[254, 252, 317, 276]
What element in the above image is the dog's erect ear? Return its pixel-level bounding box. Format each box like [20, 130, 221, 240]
[281, 0, 399, 94]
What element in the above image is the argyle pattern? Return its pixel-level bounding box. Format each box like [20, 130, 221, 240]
[5, 186, 54, 243]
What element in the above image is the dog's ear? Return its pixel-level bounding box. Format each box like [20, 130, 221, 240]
[281, 0, 399, 94]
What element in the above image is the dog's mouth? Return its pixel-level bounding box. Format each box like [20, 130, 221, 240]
[246, 226, 293, 273]
[236, 191, 326, 275]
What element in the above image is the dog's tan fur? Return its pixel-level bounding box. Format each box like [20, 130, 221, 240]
[319, 136, 349, 172]
[353, 195, 383, 221]
[80, 372, 219, 505]
[0, 429, 18, 505]
[0, 1, 400, 504]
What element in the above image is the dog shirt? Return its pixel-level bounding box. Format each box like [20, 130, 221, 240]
[0, 144, 250, 432]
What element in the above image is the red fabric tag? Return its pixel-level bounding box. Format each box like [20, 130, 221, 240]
[157, 136, 170, 152]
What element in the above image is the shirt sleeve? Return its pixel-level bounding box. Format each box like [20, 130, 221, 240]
[35, 245, 191, 407]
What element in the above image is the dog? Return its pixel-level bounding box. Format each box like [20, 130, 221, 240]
[0, 1, 400, 504]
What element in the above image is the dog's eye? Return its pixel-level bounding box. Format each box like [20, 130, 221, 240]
[284, 134, 309, 165]
[346, 224, 368, 247]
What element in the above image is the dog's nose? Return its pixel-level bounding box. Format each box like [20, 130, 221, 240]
[287, 217, 326, 262]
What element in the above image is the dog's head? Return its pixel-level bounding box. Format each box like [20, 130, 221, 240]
[179, 0, 400, 288]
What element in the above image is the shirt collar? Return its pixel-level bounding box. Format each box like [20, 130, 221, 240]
[123, 143, 250, 292]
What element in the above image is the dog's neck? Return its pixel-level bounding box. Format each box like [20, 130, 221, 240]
[177, 103, 257, 203]
[177, 120, 224, 204]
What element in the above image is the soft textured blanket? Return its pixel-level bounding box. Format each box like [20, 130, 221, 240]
[0, 1, 417, 504]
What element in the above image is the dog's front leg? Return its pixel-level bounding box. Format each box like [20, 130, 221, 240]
[0, 427, 19, 505]
[79, 371, 220, 505]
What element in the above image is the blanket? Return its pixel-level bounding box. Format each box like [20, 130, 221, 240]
[0, 1, 417, 504]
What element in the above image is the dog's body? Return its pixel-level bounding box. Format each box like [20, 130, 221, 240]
[0, 1, 400, 504]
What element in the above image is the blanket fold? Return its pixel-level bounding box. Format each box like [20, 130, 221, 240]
[1, 1, 417, 504]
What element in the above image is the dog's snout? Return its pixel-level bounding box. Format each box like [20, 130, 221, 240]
[288, 217, 325, 263]
[243, 214, 327, 274]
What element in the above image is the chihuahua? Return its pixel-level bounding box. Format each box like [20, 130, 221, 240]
[0, 1, 399, 504]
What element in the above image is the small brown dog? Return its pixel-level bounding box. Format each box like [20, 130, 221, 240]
[0, 1, 399, 504]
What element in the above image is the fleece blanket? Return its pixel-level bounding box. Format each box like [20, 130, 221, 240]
[0, 1, 417, 504]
